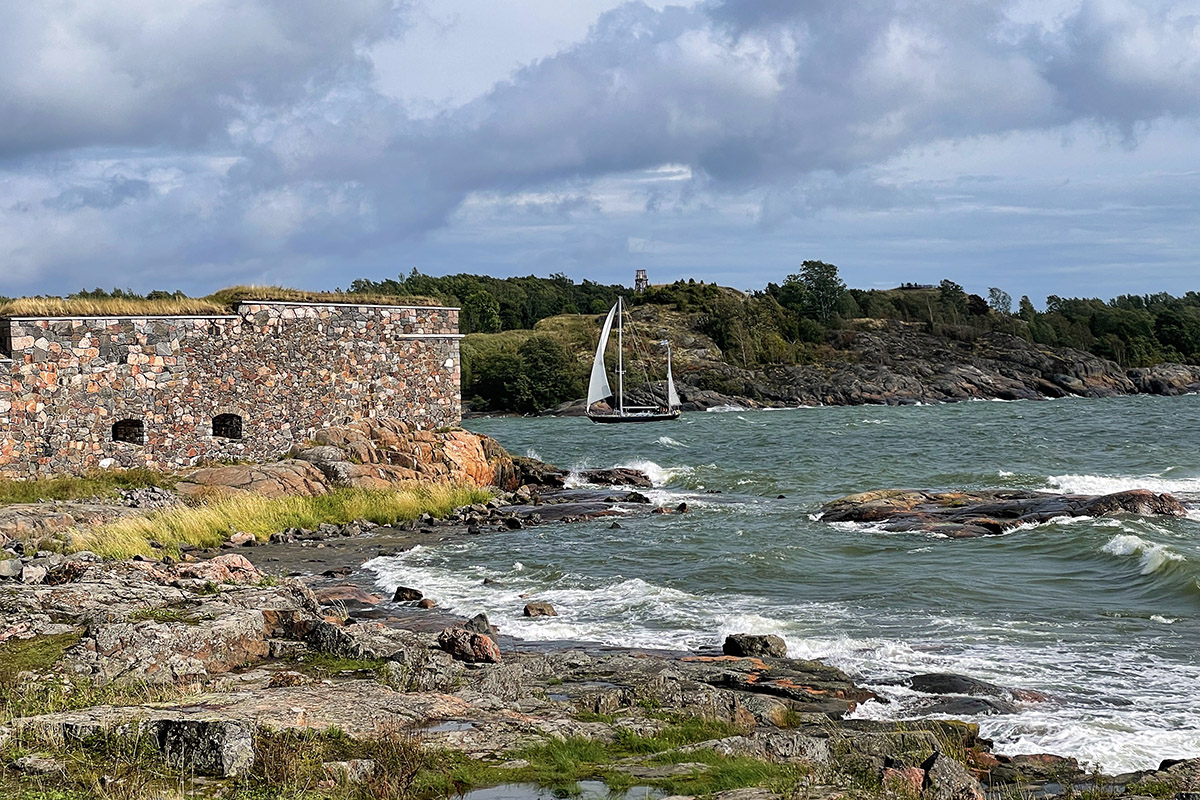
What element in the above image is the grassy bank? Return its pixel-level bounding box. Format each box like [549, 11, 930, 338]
[70, 484, 492, 559]
[0, 468, 175, 506]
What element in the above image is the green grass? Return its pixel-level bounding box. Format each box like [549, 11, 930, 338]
[126, 606, 202, 625]
[70, 484, 493, 559]
[0, 633, 84, 686]
[0, 468, 175, 506]
[287, 653, 388, 678]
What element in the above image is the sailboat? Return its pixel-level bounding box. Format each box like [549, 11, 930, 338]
[586, 297, 681, 423]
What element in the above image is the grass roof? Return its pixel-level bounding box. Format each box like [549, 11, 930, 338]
[0, 286, 448, 318]
[0, 296, 227, 318]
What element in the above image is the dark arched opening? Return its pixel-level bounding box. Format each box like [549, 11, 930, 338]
[212, 413, 243, 440]
[112, 419, 144, 445]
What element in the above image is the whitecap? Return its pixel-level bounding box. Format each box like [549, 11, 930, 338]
[1101, 534, 1184, 574]
[655, 436, 687, 448]
[705, 404, 747, 413]
[1045, 473, 1200, 496]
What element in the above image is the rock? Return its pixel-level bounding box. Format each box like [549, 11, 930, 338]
[315, 585, 381, 608]
[322, 759, 376, 784]
[21, 564, 47, 585]
[922, 751, 985, 800]
[0, 558, 22, 578]
[908, 673, 1009, 696]
[436, 627, 502, 664]
[176, 460, 330, 500]
[723, 634, 787, 659]
[916, 696, 1019, 716]
[523, 601, 557, 618]
[228, 531, 256, 547]
[819, 488, 1186, 538]
[13, 753, 66, 774]
[580, 467, 654, 488]
[417, 598, 437, 609]
[175, 554, 264, 585]
[463, 613, 493, 634]
[152, 718, 255, 777]
[392, 586, 423, 602]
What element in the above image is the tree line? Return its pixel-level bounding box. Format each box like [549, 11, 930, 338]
[14, 268, 1200, 411]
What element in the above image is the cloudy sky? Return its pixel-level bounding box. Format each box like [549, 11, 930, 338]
[2, 0, 1198, 302]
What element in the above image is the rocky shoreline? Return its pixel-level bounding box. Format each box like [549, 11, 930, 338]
[3, 465, 1199, 799]
[530, 321, 1200, 414]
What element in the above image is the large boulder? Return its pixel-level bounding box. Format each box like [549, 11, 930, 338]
[436, 627, 502, 664]
[176, 460, 330, 500]
[723, 634, 788, 659]
[175, 554, 264, 585]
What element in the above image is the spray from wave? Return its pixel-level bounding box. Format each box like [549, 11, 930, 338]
[1101, 534, 1186, 575]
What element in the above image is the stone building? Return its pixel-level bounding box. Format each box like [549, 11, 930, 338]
[0, 300, 461, 479]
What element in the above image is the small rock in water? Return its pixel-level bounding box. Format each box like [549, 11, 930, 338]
[392, 586, 423, 602]
[610, 522, 623, 529]
[482, 577, 504, 587]
[523, 601, 557, 618]
[417, 598, 437, 609]
[723, 633, 787, 659]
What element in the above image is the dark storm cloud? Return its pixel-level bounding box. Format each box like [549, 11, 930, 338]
[1, 0, 1199, 295]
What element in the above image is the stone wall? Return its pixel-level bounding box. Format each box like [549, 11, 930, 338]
[0, 301, 461, 479]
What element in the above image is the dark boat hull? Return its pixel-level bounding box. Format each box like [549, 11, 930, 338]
[587, 411, 681, 424]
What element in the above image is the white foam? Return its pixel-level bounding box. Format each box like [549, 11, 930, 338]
[1101, 534, 1185, 575]
[1045, 473, 1200, 496]
[705, 404, 747, 413]
[1150, 615, 1177, 624]
[526, 447, 542, 461]
[655, 436, 687, 448]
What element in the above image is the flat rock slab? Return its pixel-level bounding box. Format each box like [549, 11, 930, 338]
[819, 488, 1186, 538]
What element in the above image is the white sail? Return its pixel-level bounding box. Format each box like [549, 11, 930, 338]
[587, 303, 618, 407]
[666, 344, 680, 410]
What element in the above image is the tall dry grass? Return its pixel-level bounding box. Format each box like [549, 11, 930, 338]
[0, 296, 226, 318]
[71, 484, 492, 559]
[0, 287, 448, 320]
[207, 285, 445, 308]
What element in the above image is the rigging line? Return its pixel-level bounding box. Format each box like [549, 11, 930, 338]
[624, 304, 657, 401]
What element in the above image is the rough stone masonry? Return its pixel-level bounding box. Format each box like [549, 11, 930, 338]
[0, 300, 461, 479]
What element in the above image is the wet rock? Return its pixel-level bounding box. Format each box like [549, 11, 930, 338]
[916, 696, 1019, 716]
[418, 598, 437, 609]
[392, 586, 423, 602]
[723, 633, 787, 659]
[580, 467, 654, 488]
[436, 627, 502, 664]
[820, 488, 1186, 538]
[908, 673, 1009, 696]
[523, 601, 557, 618]
[315, 585, 381, 609]
[463, 613, 493, 635]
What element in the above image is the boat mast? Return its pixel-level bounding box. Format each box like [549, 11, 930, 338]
[617, 296, 624, 414]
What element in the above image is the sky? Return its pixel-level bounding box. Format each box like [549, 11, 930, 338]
[1, 0, 1199, 303]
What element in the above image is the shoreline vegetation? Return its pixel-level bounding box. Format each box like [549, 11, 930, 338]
[72, 484, 493, 560]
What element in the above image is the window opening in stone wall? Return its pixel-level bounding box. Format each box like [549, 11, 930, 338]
[212, 413, 243, 440]
[112, 419, 145, 445]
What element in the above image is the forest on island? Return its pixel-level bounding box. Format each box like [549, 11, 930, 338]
[10, 265, 1200, 413]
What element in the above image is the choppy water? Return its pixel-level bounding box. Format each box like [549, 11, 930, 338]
[367, 395, 1200, 771]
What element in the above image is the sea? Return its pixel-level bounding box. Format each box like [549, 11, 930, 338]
[366, 394, 1200, 772]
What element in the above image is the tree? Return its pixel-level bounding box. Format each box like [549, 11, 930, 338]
[781, 261, 845, 324]
[518, 335, 580, 411]
[987, 287, 1013, 315]
[461, 290, 501, 334]
[1018, 295, 1036, 321]
[938, 279, 967, 323]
